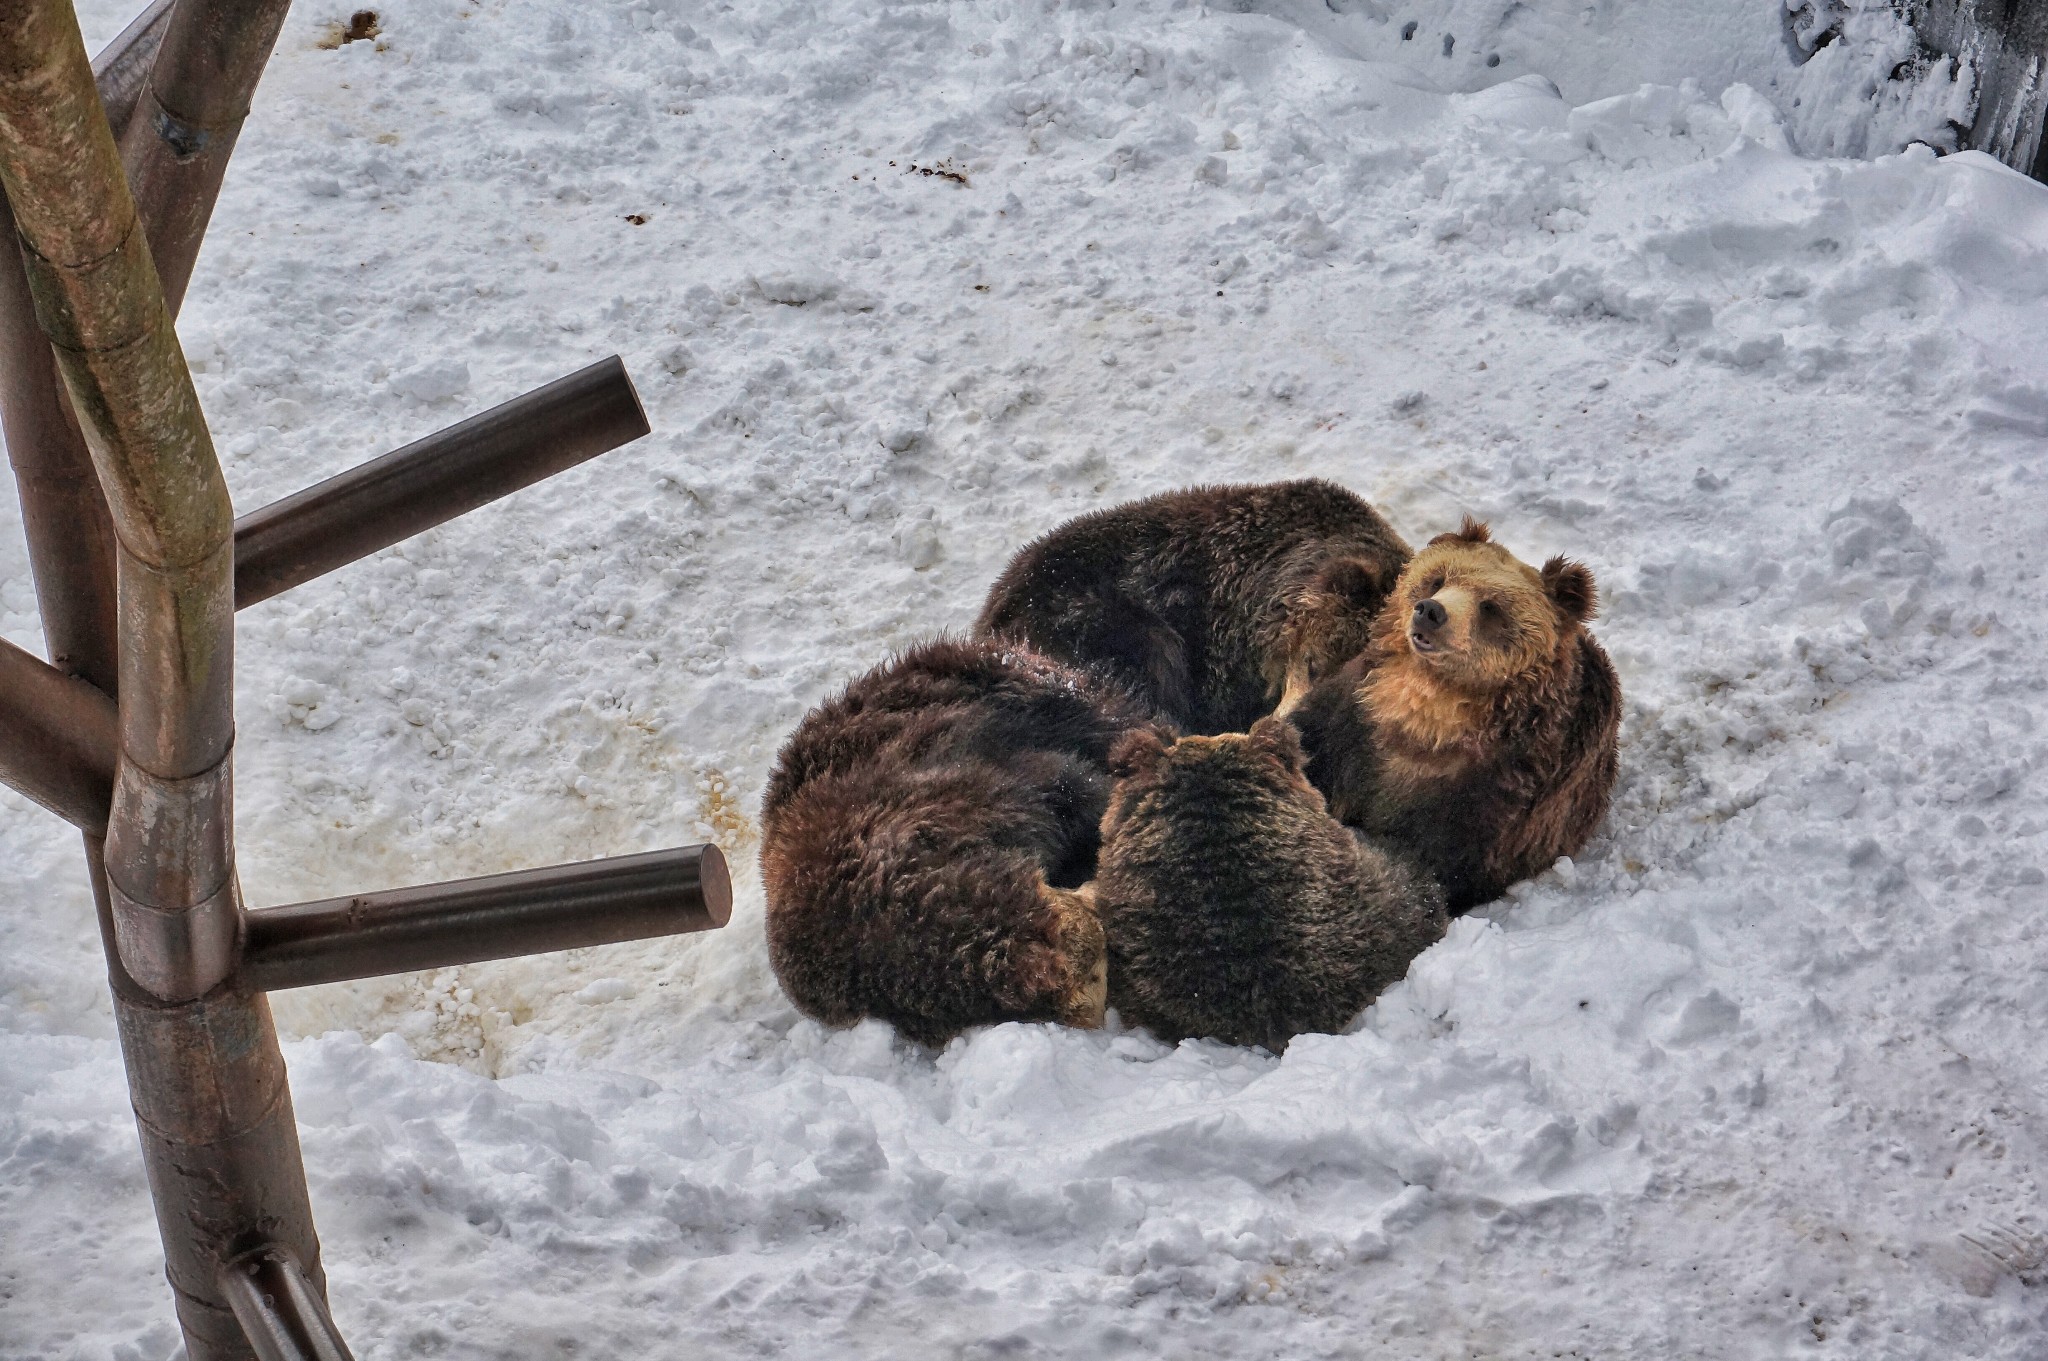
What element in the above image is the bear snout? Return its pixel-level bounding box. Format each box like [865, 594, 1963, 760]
[1410, 598, 1448, 651]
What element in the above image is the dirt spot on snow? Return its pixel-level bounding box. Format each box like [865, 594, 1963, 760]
[318, 10, 382, 48]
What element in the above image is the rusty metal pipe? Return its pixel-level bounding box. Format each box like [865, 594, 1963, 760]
[233, 356, 651, 610]
[218, 1245, 356, 1361]
[243, 844, 733, 992]
[0, 636, 118, 831]
[117, 0, 291, 317]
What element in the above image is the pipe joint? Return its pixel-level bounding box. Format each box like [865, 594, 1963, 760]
[105, 757, 239, 1001]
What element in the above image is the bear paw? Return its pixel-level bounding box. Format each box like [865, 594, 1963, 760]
[1047, 884, 1107, 1029]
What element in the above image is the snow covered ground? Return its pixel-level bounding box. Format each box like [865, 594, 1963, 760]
[6, 0, 2048, 1356]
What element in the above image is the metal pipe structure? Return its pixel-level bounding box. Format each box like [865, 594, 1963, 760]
[0, 8, 320, 1361]
[0, 635, 119, 832]
[1, 0, 241, 1001]
[117, 0, 292, 316]
[244, 845, 733, 991]
[4, 0, 276, 709]
[1, 354, 649, 831]
[0, 5, 718, 1356]
[217, 1246, 358, 1361]
[233, 356, 651, 610]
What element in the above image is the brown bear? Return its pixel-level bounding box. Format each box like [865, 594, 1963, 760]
[759, 637, 1160, 1046]
[975, 480, 1411, 735]
[1095, 718, 1447, 1051]
[1284, 518, 1620, 913]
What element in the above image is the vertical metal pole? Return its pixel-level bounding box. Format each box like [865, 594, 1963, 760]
[0, 5, 321, 1358]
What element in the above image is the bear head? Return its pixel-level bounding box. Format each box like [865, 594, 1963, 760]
[1103, 718, 1324, 838]
[1362, 517, 1598, 751]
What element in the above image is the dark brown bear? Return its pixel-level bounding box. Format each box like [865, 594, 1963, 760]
[1095, 717, 1447, 1051]
[975, 480, 1411, 735]
[1286, 518, 1620, 912]
[759, 637, 1159, 1046]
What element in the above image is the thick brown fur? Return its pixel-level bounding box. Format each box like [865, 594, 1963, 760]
[975, 480, 1411, 735]
[1095, 718, 1448, 1051]
[1287, 520, 1621, 912]
[760, 637, 1163, 1046]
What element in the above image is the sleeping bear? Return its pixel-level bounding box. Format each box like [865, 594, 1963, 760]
[1285, 517, 1621, 912]
[976, 480, 1411, 734]
[1095, 717, 1447, 1051]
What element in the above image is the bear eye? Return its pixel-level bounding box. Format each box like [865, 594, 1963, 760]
[1423, 572, 1446, 594]
[1478, 598, 1501, 617]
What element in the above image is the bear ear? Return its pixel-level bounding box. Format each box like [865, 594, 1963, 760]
[1312, 556, 1390, 609]
[1247, 716, 1307, 772]
[1108, 727, 1169, 779]
[1426, 515, 1491, 549]
[1542, 555, 1598, 623]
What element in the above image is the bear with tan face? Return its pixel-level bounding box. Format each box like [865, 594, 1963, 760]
[760, 638, 1156, 1046]
[1285, 518, 1621, 912]
[1096, 717, 1447, 1050]
[976, 480, 1412, 735]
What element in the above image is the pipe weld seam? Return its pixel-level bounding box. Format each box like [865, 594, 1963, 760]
[114, 538, 235, 594]
[10, 208, 141, 281]
[129, 1074, 289, 1145]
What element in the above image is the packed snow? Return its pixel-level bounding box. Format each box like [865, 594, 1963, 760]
[6, 1, 2048, 1356]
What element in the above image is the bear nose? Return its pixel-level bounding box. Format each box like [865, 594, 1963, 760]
[1412, 598, 1448, 631]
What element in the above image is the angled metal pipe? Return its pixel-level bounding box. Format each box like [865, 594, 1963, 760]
[0, 636, 118, 832]
[244, 845, 733, 992]
[118, 0, 292, 317]
[92, 0, 178, 140]
[234, 356, 651, 609]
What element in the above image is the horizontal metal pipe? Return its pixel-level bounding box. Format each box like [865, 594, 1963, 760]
[232, 356, 650, 610]
[218, 1244, 355, 1361]
[242, 844, 733, 992]
[0, 635, 119, 831]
